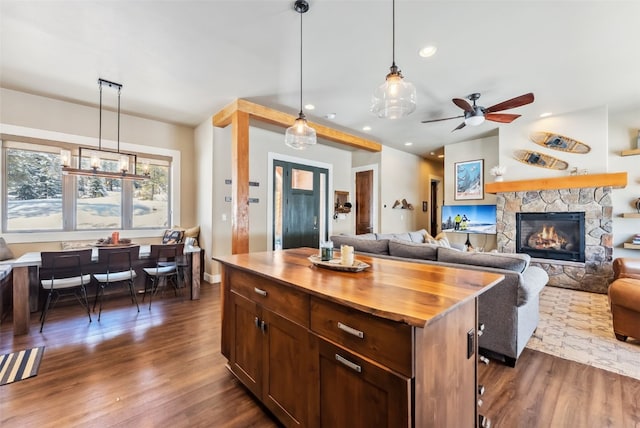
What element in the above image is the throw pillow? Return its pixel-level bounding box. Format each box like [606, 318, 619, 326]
[162, 229, 185, 245]
[425, 232, 451, 248]
[0, 237, 14, 261]
[408, 229, 429, 243]
[183, 225, 200, 246]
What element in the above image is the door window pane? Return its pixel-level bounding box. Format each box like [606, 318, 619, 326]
[274, 165, 283, 250]
[291, 168, 313, 190]
[133, 162, 170, 228]
[5, 148, 63, 231]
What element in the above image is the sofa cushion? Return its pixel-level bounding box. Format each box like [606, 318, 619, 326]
[376, 232, 411, 242]
[330, 235, 390, 255]
[388, 239, 438, 261]
[437, 247, 531, 273]
[0, 238, 14, 261]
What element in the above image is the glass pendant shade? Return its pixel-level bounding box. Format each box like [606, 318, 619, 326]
[285, 113, 317, 150]
[370, 66, 417, 119]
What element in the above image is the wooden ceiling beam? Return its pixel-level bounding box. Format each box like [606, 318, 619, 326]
[213, 99, 382, 152]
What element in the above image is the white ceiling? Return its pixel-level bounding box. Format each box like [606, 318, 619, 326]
[2, 1, 639, 159]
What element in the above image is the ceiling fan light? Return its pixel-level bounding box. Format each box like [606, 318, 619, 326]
[370, 68, 417, 119]
[464, 109, 485, 126]
[285, 113, 317, 150]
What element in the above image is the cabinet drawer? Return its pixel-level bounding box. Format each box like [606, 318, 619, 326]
[310, 297, 413, 377]
[229, 269, 309, 327]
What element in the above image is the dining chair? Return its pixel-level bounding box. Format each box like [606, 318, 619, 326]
[92, 246, 140, 321]
[39, 249, 93, 332]
[143, 243, 184, 310]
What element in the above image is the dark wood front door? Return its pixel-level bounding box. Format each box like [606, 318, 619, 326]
[355, 170, 373, 235]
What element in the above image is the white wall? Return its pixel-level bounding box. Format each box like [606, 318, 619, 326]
[379, 146, 427, 233]
[609, 106, 640, 258]
[498, 106, 608, 179]
[194, 116, 214, 282]
[443, 135, 499, 250]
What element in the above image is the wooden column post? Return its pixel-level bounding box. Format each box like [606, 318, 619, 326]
[231, 110, 250, 254]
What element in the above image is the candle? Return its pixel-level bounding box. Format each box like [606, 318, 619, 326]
[340, 245, 354, 266]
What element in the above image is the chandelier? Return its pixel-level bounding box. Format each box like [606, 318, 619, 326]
[61, 78, 149, 180]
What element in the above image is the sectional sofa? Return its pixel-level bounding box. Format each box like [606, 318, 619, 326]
[330, 230, 549, 366]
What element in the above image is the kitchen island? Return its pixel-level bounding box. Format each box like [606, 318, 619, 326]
[214, 247, 503, 427]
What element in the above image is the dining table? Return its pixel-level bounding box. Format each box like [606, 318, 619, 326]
[10, 244, 202, 336]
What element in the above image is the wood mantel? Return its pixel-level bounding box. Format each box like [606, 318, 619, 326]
[485, 172, 627, 193]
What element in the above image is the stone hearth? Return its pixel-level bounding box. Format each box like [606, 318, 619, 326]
[496, 187, 613, 294]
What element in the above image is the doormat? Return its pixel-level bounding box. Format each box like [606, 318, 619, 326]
[0, 346, 45, 386]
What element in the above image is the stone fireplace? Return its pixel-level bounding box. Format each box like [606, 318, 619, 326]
[495, 187, 613, 294]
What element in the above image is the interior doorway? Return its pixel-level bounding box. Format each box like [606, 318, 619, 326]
[355, 170, 373, 235]
[430, 177, 442, 235]
[273, 160, 329, 250]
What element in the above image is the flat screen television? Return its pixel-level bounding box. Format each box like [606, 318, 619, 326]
[441, 204, 497, 234]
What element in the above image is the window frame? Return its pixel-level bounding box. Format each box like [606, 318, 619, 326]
[0, 125, 181, 244]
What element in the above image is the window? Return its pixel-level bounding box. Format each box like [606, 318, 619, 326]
[3, 141, 171, 232]
[5, 146, 63, 231]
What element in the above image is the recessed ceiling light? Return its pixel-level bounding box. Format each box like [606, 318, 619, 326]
[404, 141, 413, 146]
[324, 112, 336, 119]
[540, 112, 553, 118]
[437, 154, 444, 158]
[430, 151, 435, 155]
[304, 104, 315, 110]
[418, 45, 438, 58]
[362, 125, 372, 131]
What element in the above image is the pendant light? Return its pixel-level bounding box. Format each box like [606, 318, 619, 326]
[370, 0, 417, 119]
[285, 0, 317, 150]
[61, 79, 149, 180]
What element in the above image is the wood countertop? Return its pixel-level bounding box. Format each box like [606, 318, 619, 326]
[214, 248, 504, 328]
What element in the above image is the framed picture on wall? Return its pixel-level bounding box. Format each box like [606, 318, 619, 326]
[454, 159, 484, 200]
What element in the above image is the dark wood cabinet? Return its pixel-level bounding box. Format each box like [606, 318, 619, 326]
[316, 338, 410, 427]
[217, 248, 503, 428]
[228, 281, 311, 427]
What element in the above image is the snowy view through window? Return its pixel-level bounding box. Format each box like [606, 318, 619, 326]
[6, 147, 170, 231]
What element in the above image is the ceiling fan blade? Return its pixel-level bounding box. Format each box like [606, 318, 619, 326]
[452, 98, 473, 112]
[485, 113, 521, 123]
[452, 121, 466, 132]
[421, 115, 464, 124]
[485, 93, 534, 113]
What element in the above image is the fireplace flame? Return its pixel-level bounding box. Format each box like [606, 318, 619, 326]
[531, 225, 567, 249]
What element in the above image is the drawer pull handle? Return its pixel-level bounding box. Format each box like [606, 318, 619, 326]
[254, 287, 268, 297]
[335, 354, 362, 373]
[337, 322, 364, 339]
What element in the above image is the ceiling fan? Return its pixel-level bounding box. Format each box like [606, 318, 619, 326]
[422, 92, 534, 131]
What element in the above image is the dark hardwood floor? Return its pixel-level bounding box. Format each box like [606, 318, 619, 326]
[1, 283, 639, 427]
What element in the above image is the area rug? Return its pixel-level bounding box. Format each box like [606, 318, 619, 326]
[0, 346, 45, 386]
[527, 286, 640, 380]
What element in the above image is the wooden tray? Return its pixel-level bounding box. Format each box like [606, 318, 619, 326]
[530, 132, 591, 154]
[308, 255, 370, 272]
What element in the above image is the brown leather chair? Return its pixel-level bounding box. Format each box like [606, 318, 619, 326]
[609, 258, 640, 342]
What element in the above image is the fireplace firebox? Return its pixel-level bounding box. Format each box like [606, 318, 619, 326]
[516, 212, 585, 262]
